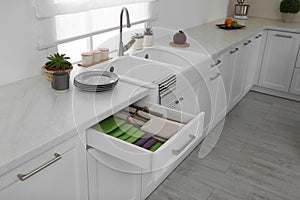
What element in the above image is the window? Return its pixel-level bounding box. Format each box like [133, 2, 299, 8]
[34, 0, 158, 51]
[58, 23, 144, 63]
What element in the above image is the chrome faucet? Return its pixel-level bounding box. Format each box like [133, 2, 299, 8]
[118, 7, 133, 56]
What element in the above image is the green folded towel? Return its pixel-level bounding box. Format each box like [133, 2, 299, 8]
[125, 130, 146, 144]
[118, 127, 139, 140]
[92, 116, 125, 133]
[109, 123, 133, 137]
[149, 141, 163, 152]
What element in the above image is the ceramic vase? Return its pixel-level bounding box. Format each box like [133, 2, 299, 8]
[282, 13, 295, 23]
[143, 35, 153, 46]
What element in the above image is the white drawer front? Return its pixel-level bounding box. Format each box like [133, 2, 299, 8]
[86, 102, 205, 171]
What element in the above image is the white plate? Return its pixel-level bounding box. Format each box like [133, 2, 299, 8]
[74, 71, 119, 86]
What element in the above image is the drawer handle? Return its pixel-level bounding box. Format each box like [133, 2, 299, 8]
[17, 153, 62, 181]
[230, 48, 239, 54]
[210, 72, 221, 80]
[210, 60, 221, 68]
[244, 40, 251, 46]
[172, 134, 196, 155]
[275, 34, 292, 39]
[255, 34, 262, 39]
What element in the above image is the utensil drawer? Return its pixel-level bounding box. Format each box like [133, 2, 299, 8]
[86, 101, 205, 171]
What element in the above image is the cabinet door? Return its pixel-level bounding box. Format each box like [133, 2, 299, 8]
[258, 30, 300, 92]
[209, 69, 227, 132]
[296, 48, 300, 68]
[218, 49, 237, 108]
[87, 149, 142, 200]
[0, 136, 88, 200]
[290, 68, 300, 95]
[243, 33, 263, 94]
[229, 45, 246, 110]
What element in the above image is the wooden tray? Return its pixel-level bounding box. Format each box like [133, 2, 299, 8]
[169, 42, 190, 48]
[77, 58, 112, 67]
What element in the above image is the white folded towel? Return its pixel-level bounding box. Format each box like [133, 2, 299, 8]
[141, 116, 184, 140]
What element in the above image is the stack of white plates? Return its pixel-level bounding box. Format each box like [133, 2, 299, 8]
[74, 70, 119, 92]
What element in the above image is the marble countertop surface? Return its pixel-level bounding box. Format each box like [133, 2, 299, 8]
[185, 17, 300, 58]
[0, 70, 151, 176]
[1, 16, 300, 176]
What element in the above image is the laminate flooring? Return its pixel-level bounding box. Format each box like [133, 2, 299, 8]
[146, 91, 300, 200]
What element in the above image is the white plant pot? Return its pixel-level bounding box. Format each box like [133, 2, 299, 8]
[143, 35, 153, 47]
[133, 38, 144, 50]
[282, 13, 295, 23]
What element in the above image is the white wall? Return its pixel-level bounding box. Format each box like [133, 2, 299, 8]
[153, 0, 232, 30]
[235, 0, 300, 22]
[0, 1, 47, 86]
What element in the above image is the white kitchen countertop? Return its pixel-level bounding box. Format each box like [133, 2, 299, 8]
[1, 16, 300, 176]
[0, 73, 151, 176]
[185, 17, 300, 58]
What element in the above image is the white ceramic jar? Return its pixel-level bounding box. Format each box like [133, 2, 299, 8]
[133, 38, 144, 50]
[98, 48, 109, 60]
[81, 52, 93, 66]
[143, 35, 153, 46]
[92, 50, 101, 63]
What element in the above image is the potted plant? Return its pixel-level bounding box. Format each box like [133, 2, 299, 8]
[143, 25, 153, 47]
[42, 53, 73, 81]
[280, 0, 300, 22]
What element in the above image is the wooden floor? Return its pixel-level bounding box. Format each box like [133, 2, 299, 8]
[147, 91, 300, 200]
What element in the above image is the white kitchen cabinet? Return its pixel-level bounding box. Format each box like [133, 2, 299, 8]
[86, 100, 205, 200]
[206, 68, 226, 133]
[296, 48, 300, 68]
[243, 33, 263, 94]
[175, 67, 223, 135]
[228, 44, 246, 111]
[87, 149, 142, 200]
[258, 30, 300, 92]
[0, 136, 88, 200]
[290, 68, 300, 95]
[218, 48, 237, 108]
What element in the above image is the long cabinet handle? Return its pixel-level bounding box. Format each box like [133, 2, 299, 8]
[255, 34, 262, 39]
[210, 60, 221, 68]
[244, 40, 252, 46]
[172, 134, 196, 155]
[210, 72, 221, 80]
[275, 34, 292, 39]
[17, 153, 62, 181]
[230, 48, 239, 54]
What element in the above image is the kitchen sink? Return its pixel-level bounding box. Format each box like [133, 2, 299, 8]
[131, 47, 209, 70]
[92, 56, 179, 83]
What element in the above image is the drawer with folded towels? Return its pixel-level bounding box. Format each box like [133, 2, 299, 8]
[86, 101, 205, 171]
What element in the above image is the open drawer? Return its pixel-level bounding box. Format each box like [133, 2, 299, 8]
[86, 101, 205, 171]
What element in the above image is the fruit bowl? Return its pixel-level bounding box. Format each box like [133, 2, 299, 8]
[216, 24, 246, 30]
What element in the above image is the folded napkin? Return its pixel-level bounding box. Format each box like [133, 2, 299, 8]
[149, 141, 163, 152]
[125, 130, 146, 144]
[142, 138, 159, 149]
[118, 127, 139, 140]
[134, 133, 153, 147]
[92, 116, 125, 133]
[109, 123, 133, 137]
[141, 116, 184, 140]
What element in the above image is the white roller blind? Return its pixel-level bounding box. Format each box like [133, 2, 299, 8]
[34, 0, 158, 49]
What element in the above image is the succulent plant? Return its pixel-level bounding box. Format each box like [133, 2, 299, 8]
[45, 53, 72, 69]
[280, 0, 300, 13]
[144, 26, 153, 36]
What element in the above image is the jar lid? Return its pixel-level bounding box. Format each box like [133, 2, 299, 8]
[81, 52, 93, 56]
[98, 48, 109, 51]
